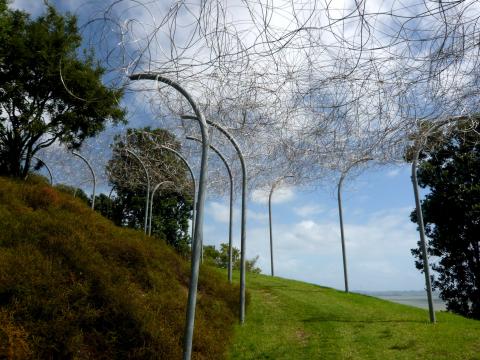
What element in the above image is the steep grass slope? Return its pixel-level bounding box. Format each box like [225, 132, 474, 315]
[228, 273, 480, 360]
[0, 176, 238, 359]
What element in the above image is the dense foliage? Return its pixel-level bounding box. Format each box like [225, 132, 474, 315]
[204, 243, 262, 274]
[0, 2, 125, 178]
[105, 128, 192, 255]
[411, 122, 480, 319]
[0, 176, 238, 358]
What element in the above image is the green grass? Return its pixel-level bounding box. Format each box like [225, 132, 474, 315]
[227, 273, 480, 360]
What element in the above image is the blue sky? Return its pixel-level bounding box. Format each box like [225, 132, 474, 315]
[203, 163, 429, 291]
[10, 0, 432, 292]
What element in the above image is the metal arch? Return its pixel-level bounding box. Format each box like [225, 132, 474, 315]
[336, 157, 372, 293]
[148, 180, 174, 236]
[187, 135, 235, 283]
[72, 151, 96, 210]
[32, 156, 53, 185]
[124, 148, 151, 234]
[268, 175, 294, 277]
[409, 114, 470, 323]
[129, 72, 210, 360]
[182, 115, 248, 324]
[157, 145, 197, 247]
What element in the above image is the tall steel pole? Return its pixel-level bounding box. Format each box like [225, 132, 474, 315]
[32, 156, 53, 185]
[187, 136, 234, 283]
[157, 145, 197, 247]
[182, 115, 247, 324]
[337, 172, 349, 293]
[125, 149, 151, 234]
[129, 73, 210, 360]
[411, 149, 436, 323]
[337, 157, 372, 293]
[72, 151, 96, 210]
[268, 176, 294, 277]
[148, 181, 174, 236]
[408, 115, 467, 323]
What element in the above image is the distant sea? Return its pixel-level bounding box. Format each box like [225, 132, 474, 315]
[357, 290, 446, 311]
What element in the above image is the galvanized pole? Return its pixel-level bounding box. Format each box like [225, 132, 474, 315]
[157, 145, 197, 246]
[337, 173, 349, 293]
[182, 115, 247, 324]
[411, 147, 436, 323]
[337, 158, 371, 293]
[129, 73, 210, 360]
[408, 115, 468, 323]
[268, 176, 294, 277]
[107, 187, 115, 220]
[148, 181, 174, 236]
[32, 156, 53, 185]
[187, 136, 234, 283]
[72, 151, 96, 210]
[125, 149, 150, 234]
[268, 185, 275, 277]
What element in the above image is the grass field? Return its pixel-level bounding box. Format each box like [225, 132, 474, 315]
[227, 273, 480, 360]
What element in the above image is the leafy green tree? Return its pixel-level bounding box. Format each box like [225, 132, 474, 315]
[204, 243, 261, 274]
[410, 121, 480, 319]
[0, 3, 125, 178]
[106, 128, 192, 255]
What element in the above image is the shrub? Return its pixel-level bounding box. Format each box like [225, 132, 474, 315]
[0, 177, 238, 359]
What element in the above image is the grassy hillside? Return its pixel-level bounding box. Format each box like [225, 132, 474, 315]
[0, 176, 238, 359]
[228, 273, 480, 360]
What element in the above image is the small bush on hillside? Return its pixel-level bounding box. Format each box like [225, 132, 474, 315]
[0, 177, 239, 359]
[204, 243, 262, 274]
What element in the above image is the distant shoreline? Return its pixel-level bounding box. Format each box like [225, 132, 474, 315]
[356, 290, 447, 311]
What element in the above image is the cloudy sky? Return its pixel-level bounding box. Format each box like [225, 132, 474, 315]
[203, 163, 428, 292]
[10, 0, 433, 292]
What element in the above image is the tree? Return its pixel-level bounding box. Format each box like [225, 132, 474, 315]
[106, 128, 193, 255]
[0, 3, 125, 178]
[410, 122, 480, 319]
[204, 243, 261, 274]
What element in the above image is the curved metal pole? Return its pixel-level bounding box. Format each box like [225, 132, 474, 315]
[107, 187, 115, 220]
[187, 136, 234, 283]
[148, 181, 174, 236]
[157, 145, 197, 249]
[125, 149, 151, 234]
[129, 72, 210, 360]
[412, 149, 436, 323]
[32, 156, 53, 185]
[337, 157, 372, 293]
[182, 115, 247, 324]
[268, 175, 294, 277]
[72, 151, 96, 210]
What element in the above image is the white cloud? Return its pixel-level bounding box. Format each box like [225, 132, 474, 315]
[293, 204, 324, 217]
[10, 0, 45, 16]
[251, 185, 295, 204]
[207, 201, 231, 223]
[386, 169, 401, 178]
[231, 206, 424, 291]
